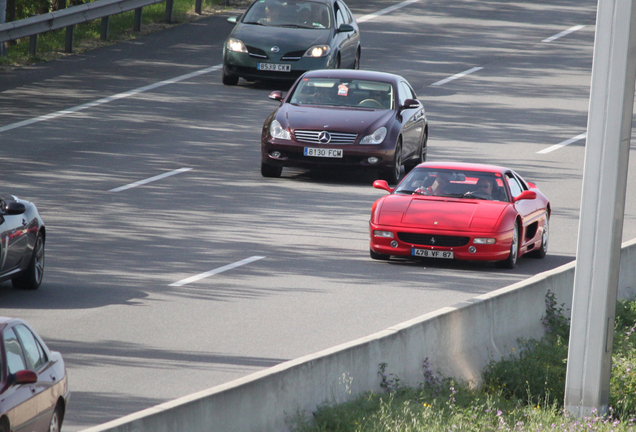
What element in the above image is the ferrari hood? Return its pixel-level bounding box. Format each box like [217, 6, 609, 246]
[231, 24, 330, 52]
[280, 105, 393, 133]
[379, 196, 508, 232]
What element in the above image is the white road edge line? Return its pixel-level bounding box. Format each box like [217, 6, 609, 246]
[356, 0, 421, 23]
[169, 256, 266, 287]
[0, 65, 223, 134]
[109, 168, 193, 192]
[542, 25, 585, 43]
[431, 67, 483, 87]
[537, 133, 587, 154]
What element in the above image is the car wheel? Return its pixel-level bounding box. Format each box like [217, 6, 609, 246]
[380, 140, 402, 185]
[498, 223, 519, 269]
[222, 72, 239, 86]
[12, 233, 45, 290]
[405, 128, 427, 173]
[370, 249, 390, 260]
[0, 418, 9, 432]
[261, 162, 282, 178]
[48, 404, 62, 432]
[334, 53, 341, 69]
[353, 48, 361, 69]
[529, 212, 549, 259]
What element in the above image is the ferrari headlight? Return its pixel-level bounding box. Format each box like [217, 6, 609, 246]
[304, 45, 331, 57]
[226, 38, 248, 53]
[473, 238, 496, 244]
[373, 230, 394, 238]
[360, 127, 387, 144]
[270, 120, 291, 140]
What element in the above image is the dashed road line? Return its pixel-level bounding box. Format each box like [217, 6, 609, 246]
[357, 0, 421, 23]
[0, 65, 222, 134]
[169, 256, 266, 287]
[109, 168, 193, 192]
[537, 133, 587, 154]
[542, 25, 585, 43]
[431, 67, 483, 86]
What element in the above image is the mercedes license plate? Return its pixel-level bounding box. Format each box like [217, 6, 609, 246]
[304, 148, 343, 158]
[411, 249, 454, 259]
[257, 63, 291, 72]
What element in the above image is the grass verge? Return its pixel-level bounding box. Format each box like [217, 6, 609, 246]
[289, 292, 636, 431]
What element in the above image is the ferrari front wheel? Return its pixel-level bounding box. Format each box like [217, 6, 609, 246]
[498, 223, 519, 269]
[370, 249, 390, 260]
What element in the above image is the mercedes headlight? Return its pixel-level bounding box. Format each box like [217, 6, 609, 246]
[270, 120, 291, 140]
[227, 38, 248, 53]
[360, 127, 387, 145]
[304, 45, 331, 57]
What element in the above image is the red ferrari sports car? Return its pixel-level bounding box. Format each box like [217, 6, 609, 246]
[369, 162, 550, 268]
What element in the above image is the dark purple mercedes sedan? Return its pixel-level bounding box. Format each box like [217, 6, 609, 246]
[260, 69, 428, 184]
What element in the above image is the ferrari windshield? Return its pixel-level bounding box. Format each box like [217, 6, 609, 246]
[395, 168, 510, 202]
[242, 0, 331, 29]
[289, 78, 394, 109]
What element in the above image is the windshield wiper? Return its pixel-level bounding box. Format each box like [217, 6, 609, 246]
[243, 21, 264, 25]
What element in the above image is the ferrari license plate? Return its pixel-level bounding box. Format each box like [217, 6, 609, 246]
[257, 63, 291, 72]
[411, 249, 454, 259]
[304, 147, 343, 158]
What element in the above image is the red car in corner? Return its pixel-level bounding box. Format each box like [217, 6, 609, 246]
[369, 162, 550, 268]
[0, 317, 70, 432]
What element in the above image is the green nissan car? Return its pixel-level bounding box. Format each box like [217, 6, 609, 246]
[222, 0, 361, 85]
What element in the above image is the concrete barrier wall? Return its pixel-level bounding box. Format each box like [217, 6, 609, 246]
[80, 238, 636, 432]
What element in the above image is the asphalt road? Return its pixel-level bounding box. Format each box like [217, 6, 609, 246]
[1, 0, 635, 430]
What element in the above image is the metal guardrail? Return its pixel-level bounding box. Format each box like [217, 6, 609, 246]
[0, 0, 228, 54]
[0, 0, 165, 44]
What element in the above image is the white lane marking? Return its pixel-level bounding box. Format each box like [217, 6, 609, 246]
[109, 168, 193, 192]
[542, 25, 585, 43]
[537, 133, 587, 154]
[357, 0, 421, 23]
[0, 65, 223, 134]
[169, 256, 266, 287]
[431, 67, 483, 86]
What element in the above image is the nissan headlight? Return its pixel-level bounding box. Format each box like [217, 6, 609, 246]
[227, 38, 248, 53]
[304, 45, 331, 57]
[360, 127, 387, 144]
[270, 120, 291, 140]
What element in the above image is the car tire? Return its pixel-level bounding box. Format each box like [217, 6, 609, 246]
[498, 223, 519, 269]
[48, 403, 63, 432]
[528, 212, 549, 259]
[370, 249, 390, 260]
[405, 128, 427, 173]
[380, 141, 402, 185]
[12, 233, 45, 290]
[261, 162, 282, 178]
[222, 72, 239, 86]
[0, 418, 9, 432]
[353, 48, 361, 69]
[334, 53, 341, 69]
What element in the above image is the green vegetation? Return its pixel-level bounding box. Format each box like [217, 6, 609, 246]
[0, 0, 245, 68]
[290, 292, 636, 431]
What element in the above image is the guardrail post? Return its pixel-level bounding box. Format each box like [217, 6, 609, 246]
[164, 0, 173, 23]
[133, 7, 142, 31]
[29, 34, 37, 55]
[101, 16, 109, 40]
[65, 24, 74, 52]
[195, 0, 202, 15]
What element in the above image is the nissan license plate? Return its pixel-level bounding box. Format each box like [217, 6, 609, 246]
[257, 63, 291, 72]
[411, 249, 454, 259]
[304, 148, 343, 158]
